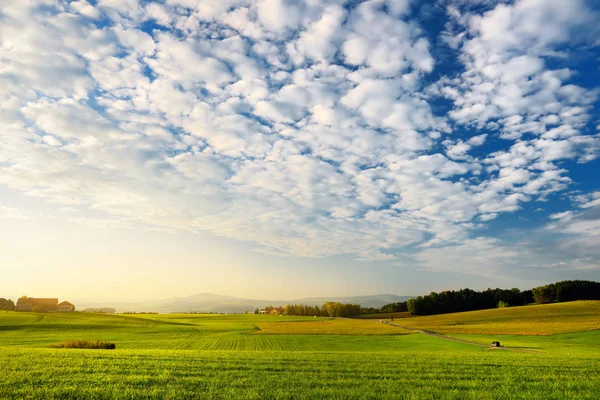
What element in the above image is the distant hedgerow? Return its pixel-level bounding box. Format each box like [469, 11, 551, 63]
[49, 340, 116, 350]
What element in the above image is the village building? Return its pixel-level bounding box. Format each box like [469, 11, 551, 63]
[16, 298, 58, 312]
[57, 301, 75, 312]
[15, 298, 75, 312]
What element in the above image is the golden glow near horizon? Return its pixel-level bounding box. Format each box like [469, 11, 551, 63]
[1, 0, 599, 301]
[1, 204, 404, 302]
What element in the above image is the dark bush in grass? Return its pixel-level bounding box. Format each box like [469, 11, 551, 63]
[49, 340, 116, 349]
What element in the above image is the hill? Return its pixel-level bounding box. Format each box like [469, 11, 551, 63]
[397, 300, 600, 335]
[83, 293, 413, 313]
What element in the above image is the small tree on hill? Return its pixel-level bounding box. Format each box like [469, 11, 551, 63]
[497, 300, 509, 308]
[532, 284, 555, 304]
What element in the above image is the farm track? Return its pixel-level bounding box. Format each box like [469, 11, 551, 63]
[385, 322, 544, 353]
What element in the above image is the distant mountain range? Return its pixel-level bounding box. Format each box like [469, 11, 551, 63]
[85, 293, 414, 314]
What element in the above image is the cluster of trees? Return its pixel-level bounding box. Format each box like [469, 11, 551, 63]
[403, 288, 534, 316]
[255, 302, 362, 317]
[0, 298, 15, 310]
[321, 302, 361, 317]
[532, 280, 600, 303]
[283, 304, 321, 316]
[379, 302, 408, 313]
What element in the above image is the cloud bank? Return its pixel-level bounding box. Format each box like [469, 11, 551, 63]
[1, 0, 598, 274]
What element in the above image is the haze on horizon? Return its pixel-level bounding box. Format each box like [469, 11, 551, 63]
[1, 0, 599, 303]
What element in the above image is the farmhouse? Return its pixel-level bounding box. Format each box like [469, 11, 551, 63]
[16, 297, 58, 312]
[259, 308, 283, 315]
[16, 298, 76, 312]
[57, 301, 75, 312]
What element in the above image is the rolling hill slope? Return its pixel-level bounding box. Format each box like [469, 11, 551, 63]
[396, 300, 600, 335]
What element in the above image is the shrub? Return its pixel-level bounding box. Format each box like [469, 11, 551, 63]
[49, 340, 116, 350]
[497, 300, 509, 308]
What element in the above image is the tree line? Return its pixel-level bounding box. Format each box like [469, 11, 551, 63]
[379, 280, 600, 316]
[0, 298, 15, 310]
[532, 280, 600, 303]
[380, 302, 408, 313]
[255, 302, 362, 317]
[405, 288, 533, 316]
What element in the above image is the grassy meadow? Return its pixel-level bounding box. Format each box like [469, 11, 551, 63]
[1, 301, 599, 399]
[396, 300, 600, 335]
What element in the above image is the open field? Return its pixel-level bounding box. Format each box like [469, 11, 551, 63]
[353, 311, 411, 319]
[1, 301, 599, 399]
[393, 301, 600, 335]
[445, 330, 600, 356]
[2, 347, 600, 400]
[253, 318, 409, 335]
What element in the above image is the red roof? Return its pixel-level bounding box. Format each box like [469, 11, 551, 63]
[58, 301, 74, 307]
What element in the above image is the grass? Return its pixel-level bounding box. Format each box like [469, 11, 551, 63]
[253, 318, 410, 335]
[353, 311, 411, 319]
[1, 301, 599, 399]
[443, 330, 600, 356]
[395, 301, 600, 335]
[2, 347, 599, 399]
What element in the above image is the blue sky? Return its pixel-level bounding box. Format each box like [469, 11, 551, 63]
[0, 0, 599, 301]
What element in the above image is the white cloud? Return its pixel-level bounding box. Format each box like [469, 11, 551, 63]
[416, 237, 519, 275]
[0, 204, 31, 220]
[341, 0, 434, 77]
[114, 27, 156, 56]
[437, 0, 598, 159]
[70, 1, 102, 19]
[0, 0, 597, 276]
[42, 135, 62, 147]
[543, 192, 600, 270]
[256, 0, 303, 33]
[286, 4, 347, 64]
[144, 3, 173, 26]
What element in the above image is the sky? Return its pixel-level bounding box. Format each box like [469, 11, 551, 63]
[1, 0, 599, 303]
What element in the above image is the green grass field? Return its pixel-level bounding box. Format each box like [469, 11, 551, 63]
[395, 301, 600, 335]
[1, 301, 599, 399]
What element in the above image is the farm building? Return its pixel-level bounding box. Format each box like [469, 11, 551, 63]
[57, 301, 75, 312]
[16, 298, 76, 312]
[16, 297, 58, 312]
[259, 308, 283, 315]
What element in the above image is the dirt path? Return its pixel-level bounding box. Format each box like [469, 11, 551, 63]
[385, 322, 543, 353]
